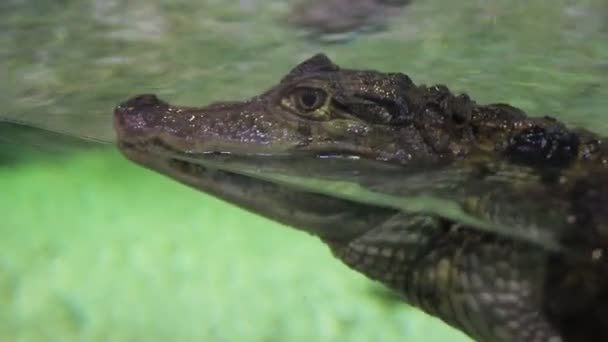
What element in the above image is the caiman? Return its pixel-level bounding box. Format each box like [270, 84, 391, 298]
[113, 53, 608, 342]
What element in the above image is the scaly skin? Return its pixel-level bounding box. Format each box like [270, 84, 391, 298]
[113, 54, 608, 342]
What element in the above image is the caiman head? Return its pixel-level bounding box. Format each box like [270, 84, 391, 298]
[112, 53, 605, 243]
[113, 53, 474, 241]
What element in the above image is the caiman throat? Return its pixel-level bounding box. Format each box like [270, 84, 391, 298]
[113, 53, 608, 342]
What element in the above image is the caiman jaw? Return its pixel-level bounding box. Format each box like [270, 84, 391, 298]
[113, 94, 399, 242]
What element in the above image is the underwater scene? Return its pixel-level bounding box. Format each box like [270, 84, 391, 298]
[2, 0, 608, 341]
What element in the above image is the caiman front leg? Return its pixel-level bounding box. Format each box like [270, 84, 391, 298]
[328, 213, 562, 342]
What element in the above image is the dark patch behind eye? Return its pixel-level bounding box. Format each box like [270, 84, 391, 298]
[353, 94, 412, 125]
[330, 97, 388, 124]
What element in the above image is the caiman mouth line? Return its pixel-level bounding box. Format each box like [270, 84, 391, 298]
[118, 139, 423, 230]
[118, 138, 369, 191]
[119, 138, 567, 253]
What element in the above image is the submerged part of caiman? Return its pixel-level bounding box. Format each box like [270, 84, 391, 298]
[113, 54, 608, 342]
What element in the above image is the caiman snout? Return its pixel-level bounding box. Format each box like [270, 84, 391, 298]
[113, 93, 171, 140]
[114, 93, 169, 117]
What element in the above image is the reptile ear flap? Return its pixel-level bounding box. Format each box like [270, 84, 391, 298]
[281, 53, 340, 83]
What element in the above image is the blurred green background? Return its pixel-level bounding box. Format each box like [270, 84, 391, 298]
[1, 0, 607, 341]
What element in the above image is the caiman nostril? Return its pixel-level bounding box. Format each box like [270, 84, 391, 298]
[115, 93, 169, 117]
[114, 93, 168, 128]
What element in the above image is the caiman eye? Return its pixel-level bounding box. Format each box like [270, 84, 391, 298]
[292, 87, 327, 112]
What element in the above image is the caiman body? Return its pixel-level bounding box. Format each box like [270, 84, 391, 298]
[113, 54, 608, 342]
